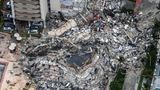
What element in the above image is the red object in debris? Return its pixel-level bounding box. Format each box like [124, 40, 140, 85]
[134, 0, 143, 13]
[136, 0, 143, 8]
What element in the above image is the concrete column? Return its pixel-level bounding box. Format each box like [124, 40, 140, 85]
[43, 20, 46, 28]
[10, 0, 16, 25]
[39, 0, 48, 28]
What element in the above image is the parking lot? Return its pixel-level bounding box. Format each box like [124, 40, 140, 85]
[1, 0, 44, 37]
[1, 0, 15, 33]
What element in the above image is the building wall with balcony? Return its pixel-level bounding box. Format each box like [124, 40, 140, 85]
[12, 0, 48, 22]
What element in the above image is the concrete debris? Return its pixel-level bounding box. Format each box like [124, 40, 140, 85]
[9, 43, 16, 51]
[19, 0, 158, 90]
[14, 33, 22, 41]
[48, 19, 77, 36]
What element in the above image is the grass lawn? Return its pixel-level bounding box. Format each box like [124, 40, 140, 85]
[110, 69, 126, 90]
[138, 20, 160, 90]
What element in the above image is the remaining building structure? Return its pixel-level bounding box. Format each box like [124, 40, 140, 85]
[49, 0, 61, 12]
[49, 0, 85, 16]
[11, 0, 48, 27]
[10, 0, 85, 28]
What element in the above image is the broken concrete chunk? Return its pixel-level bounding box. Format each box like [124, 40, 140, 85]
[48, 19, 77, 36]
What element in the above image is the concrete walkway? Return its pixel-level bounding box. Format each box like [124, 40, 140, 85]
[123, 69, 142, 90]
[151, 39, 160, 90]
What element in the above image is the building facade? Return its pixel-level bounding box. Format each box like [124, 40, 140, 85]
[11, 0, 48, 27]
[10, 0, 85, 28]
[49, 0, 84, 16]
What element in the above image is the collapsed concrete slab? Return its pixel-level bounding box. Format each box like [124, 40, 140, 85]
[18, 0, 160, 90]
[48, 19, 77, 36]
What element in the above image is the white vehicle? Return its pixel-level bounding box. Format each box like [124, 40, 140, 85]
[6, 1, 11, 9]
[31, 21, 43, 28]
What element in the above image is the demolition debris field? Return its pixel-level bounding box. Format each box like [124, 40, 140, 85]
[0, 0, 160, 90]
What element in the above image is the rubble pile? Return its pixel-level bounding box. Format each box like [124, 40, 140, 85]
[20, 38, 109, 90]
[19, 0, 156, 90]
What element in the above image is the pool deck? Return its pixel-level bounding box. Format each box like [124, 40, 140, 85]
[0, 32, 34, 90]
